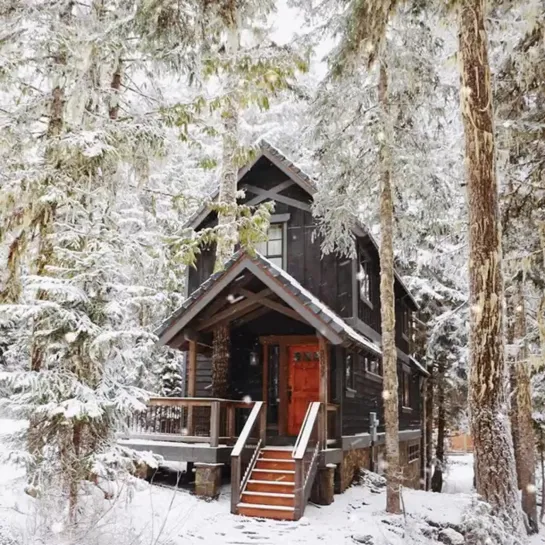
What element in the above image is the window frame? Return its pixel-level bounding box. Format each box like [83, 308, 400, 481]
[401, 368, 412, 410]
[358, 258, 373, 309]
[256, 222, 287, 269]
[364, 352, 383, 379]
[408, 443, 420, 463]
[401, 306, 412, 342]
[345, 352, 356, 395]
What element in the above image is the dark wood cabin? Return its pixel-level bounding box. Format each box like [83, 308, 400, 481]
[123, 141, 428, 521]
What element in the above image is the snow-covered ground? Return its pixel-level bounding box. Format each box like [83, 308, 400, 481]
[1, 422, 544, 545]
[443, 454, 474, 494]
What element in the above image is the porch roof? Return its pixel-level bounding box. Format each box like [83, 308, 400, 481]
[155, 250, 382, 355]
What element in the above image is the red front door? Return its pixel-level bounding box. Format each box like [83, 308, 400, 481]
[287, 344, 320, 436]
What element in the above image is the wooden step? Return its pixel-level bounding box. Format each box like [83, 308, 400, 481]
[251, 468, 295, 482]
[255, 459, 295, 471]
[241, 491, 295, 507]
[246, 479, 295, 494]
[237, 502, 295, 521]
[260, 448, 293, 460]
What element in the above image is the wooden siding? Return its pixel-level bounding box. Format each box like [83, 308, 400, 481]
[339, 346, 422, 436]
[184, 352, 213, 398]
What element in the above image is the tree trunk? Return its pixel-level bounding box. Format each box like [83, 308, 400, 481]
[458, 0, 526, 534]
[211, 14, 240, 396]
[214, 18, 240, 272]
[378, 62, 401, 514]
[425, 364, 434, 490]
[508, 279, 538, 532]
[539, 428, 545, 522]
[431, 359, 446, 493]
[212, 324, 230, 398]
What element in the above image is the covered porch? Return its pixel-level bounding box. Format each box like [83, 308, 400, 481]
[121, 251, 381, 519]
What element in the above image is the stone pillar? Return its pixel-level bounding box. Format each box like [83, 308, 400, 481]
[194, 463, 223, 499]
[311, 465, 336, 505]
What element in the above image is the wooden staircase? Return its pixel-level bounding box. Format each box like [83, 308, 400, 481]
[231, 401, 322, 522]
[237, 447, 296, 520]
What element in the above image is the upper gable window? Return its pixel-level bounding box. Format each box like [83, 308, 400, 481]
[358, 260, 372, 307]
[256, 224, 284, 268]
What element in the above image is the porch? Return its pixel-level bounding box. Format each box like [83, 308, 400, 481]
[125, 251, 384, 519]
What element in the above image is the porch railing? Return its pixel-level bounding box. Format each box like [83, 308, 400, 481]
[293, 402, 322, 519]
[125, 397, 255, 447]
[230, 401, 267, 514]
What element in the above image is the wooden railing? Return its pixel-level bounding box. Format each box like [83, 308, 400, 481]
[293, 402, 322, 519]
[230, 401, 267, 514]
[125, 397, 255, 447]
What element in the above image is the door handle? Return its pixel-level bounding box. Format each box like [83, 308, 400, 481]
[287, 387, 292, 403]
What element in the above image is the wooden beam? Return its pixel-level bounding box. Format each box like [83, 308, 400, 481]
[318, 334, 329, 449]
[196, 288, 272, 331]
[243, 179, 294, 205]
[158, 259, 250, 346]
[238, 288, 309, 325]
[233, 307, 269, 327]
[202, 302, 262, 331]
[244, 261, 344, 345]
[187, 341, 197, 435]
[244, 183, 311, 212]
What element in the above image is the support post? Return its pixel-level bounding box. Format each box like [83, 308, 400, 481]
[210, 401, 220, 448]
[195, 463, 223, 499]
[318, 335, 329, 449]
[311, 464, 335, 505]
[231, 457, 241, 513]
[187, 340, 197, 435]
[227, 403, 236, 443]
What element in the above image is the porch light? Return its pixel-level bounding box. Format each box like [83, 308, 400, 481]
[249, 342, 260, 366]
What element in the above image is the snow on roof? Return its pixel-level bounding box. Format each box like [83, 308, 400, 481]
[410, 355, 429, 377]
[256, 252, 382, 355]
[155, 249, 382, 356]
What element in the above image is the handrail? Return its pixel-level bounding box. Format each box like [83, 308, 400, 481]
[231, 401, 266, 514]
[293, 402, 321, 459]
[293, 402, 322, 520]
[232, 401, 264, 457]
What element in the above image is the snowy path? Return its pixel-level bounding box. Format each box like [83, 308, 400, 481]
[443, 454, 474, 494]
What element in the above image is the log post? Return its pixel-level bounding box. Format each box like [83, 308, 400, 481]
[187, 340, 197, 435]
[318, 335, 329, 449]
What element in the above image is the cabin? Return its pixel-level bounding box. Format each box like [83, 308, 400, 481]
[120, 141, 428, 521]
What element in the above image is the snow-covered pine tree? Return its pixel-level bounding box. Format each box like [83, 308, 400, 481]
[0, 0, 200, 517]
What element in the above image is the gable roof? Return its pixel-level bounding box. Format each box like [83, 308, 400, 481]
[156, 250, 382, 356]
[185, 139, 419, 310]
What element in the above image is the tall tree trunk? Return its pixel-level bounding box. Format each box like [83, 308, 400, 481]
[458, 0, 526, 534]
[431, 358, 446, 493]
[214, 17, 240, 272]
[378, 62, 401, 514]
[508, 279, 538, 532]
[425, 364, 434, 490]
[212, 12, 239, 397]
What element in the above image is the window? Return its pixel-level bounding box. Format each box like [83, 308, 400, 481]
[256, 224, 284, 268]
[401, 369, 411, 408]
[365, 354, 382, 376]
[358, 261, 372, 306]
[401, 307, 412, 341]
[345, 353, 355, 390]
[408, 443, 420, 463]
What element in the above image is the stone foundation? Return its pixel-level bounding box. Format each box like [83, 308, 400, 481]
[311, 465, 335, 505]
[195, 463, 223, 498]
[339, 440, 421, 492]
